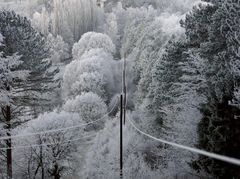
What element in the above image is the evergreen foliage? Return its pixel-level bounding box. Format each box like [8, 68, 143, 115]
[181, 1, 240, 177]
[0, 10, 58, 109]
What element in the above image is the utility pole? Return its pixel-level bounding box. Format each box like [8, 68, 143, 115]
[120, 94, 123, 178]
[120, 56, 126, 178]
[122, 57, 127, 125]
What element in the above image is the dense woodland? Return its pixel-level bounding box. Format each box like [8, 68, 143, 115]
[0, 0, 240, 178]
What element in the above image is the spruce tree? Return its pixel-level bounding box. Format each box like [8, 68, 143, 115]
[181, 1, 240, 177]
[148, 38, 188, 123]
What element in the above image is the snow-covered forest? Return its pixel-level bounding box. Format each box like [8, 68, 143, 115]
[0, 0, 240, 178]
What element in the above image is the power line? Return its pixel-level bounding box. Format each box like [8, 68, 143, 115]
[0, 98, 119, 141]
[0, 134, 95, 150]
[127, 118, 240, 166]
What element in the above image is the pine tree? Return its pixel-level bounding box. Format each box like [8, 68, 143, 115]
[0, 11, 58, 178]
[0, 52, 28, 178]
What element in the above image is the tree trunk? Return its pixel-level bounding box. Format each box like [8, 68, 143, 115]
[53, 164, 60, 179]
[40, 145, 44, 179]
[5, 84, 12, 179]
[6, 105, 12, 179]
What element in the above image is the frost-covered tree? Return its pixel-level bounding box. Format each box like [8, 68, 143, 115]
[64, 35, 116, 101]
[147, 39, 188, 122]
[62, 53, 113, 101]
[181, 1, 240, 177]
[130, 13, 184, 103]
[44, 33, 70, 109]
[63, 92, 107, 131]
[0, 52, 29, 109]
[30, 0, 103, 45]
[52, 0, 103, 44]
[0, 11, 57, 178]
[221, 0, 240, 107]
[144, 38, 205, 158]
[100, 4, 203, 177]
[32, 7, 50, 35]
[72, 32, 116, 60]
[110, 3, 128, 53]
[105, 0, 199, 12]
[120, 7, 185, 103]
[121, 6, 157, 57]
[0, 52, 29, 178]
[0, 11, 58, 105]
[83, 112, 166, 178]
[46, 33, 70, 64]
[104, 13, 118, 47]
[14, 111, 83, 179]
[65, 71, 107, 101]
[0, 32, 6, 178]
[119, 6, 159, 102]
